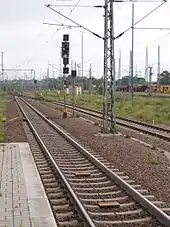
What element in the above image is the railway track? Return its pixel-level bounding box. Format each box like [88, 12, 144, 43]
[43, 99, 170, 142]
[16, 96, 170, 227]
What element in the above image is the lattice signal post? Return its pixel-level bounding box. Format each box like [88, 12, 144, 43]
[61, 34, 70, 118]
[102, 0, 116, 134]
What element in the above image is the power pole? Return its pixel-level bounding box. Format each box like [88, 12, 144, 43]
[47, 61, 50, 90]
[71, 63, 76, 117]
[148, 66, 153, 96]
[157, 45, 160, 88]
[25, 73, 27, 90]
[1, 52, 4, 90]
[145, 46, 148, 85]
[33, 69, 36, 96]
[52, 70, 55, 90]
[60, 46, 62, 91]
[77, 64, 81, 78]
[118, 49, 121, 92]
[81, 32, 84, 78]
[89, 63, 92, 93]
[102, 0, 116, 133]
[135, 64, 138, 92]
[129, 50, 132, 95]
[131, 2, 135, 100]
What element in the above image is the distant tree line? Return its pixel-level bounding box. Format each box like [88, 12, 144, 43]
[1, 70, 170, 91]
[116, 76, 145, 86]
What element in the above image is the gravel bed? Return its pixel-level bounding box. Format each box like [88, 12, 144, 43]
[36, 99, 170, 152]
[28, 99, 170, 206]
[5, 99, 27, 142]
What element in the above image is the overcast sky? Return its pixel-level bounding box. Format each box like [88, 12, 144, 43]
[0, 0, 170, 81]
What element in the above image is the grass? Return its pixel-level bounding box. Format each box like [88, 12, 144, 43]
[149, 157, 161, 165]
[23, 90, 170, 125]
[0, 92, 11, 142]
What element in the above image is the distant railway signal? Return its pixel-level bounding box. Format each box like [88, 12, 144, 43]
[63, 67, 69, 74]
[71, 70, 77, 77]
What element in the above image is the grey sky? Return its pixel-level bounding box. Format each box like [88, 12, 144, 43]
[0, 0, 170, 81]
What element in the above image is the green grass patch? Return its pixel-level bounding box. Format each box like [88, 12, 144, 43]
[0, 92, 11, 142]
[24, 90, 170, 125]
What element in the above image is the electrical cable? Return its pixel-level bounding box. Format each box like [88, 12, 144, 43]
[46, 4, 104, 39]
[45, 0, 82, 42]
[43, 22, 80, 27]
[46, 1, 167, 41]
[115, 1, 167, 39]
[68, 0, 81, 17]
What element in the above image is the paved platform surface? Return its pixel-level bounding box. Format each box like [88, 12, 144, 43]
[0, 143, 57, 227]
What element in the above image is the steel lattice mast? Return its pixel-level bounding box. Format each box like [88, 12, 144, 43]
[102, 0, 116, 133]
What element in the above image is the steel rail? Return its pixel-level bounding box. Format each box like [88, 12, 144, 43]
[24, 96, 170, 134]
[15, 97, 96, 227]
[45, 100, 170, 141]
[19, 96, 170, 227]
[55, 100, 170, 133]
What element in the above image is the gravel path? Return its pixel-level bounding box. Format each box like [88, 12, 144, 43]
[5, 100, 27, 142]
[28, 99, 170, 206]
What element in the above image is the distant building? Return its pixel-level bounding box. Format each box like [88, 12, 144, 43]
[68, 83, 83, 95]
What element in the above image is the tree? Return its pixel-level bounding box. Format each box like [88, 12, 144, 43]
[159, 70, 170, 85]
[116, 76, 145, 86]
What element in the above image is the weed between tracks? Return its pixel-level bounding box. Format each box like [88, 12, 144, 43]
[149, 158, 161, 165]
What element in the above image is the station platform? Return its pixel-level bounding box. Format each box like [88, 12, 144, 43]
[0, 143, 57, 227]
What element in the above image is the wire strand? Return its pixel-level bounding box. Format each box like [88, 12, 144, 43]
[115, 1, 167, 39]
[68, 0, 81, 17]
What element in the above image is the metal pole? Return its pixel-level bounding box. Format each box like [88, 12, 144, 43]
[89, 63, 92, 93]
[110, 0, 116, 133]
[135, 64, 138, 92]
[145, 46, 148, 85]
[47, 61, 50, 90]
[52, 70, 55, 90]
[78, 64, 81, 78]
[118, 49, 121, 92]
[31, 69, 33, 91]
[1, 52, 4, 90]
[131, 2, 134, 100]
[148, 66, 152, 96]
[81, 32, 84, 78]
[34, 69, 36, 96]
[102, 0, 108, 133]
[72, 63, 76, 117]
[63, 74, 67, 118]
[102, 0, 116, 133]
[60, 46, 62, 91]
[26, 73, 28, 90]
[129, 50, 132, 95]
[157, 45, 160, 88]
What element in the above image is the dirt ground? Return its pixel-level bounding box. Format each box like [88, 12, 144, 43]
[5, 100, 27, 142]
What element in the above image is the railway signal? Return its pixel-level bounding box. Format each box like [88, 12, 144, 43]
[62, 34, 70, 119]
[62, 42, 69, 58]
